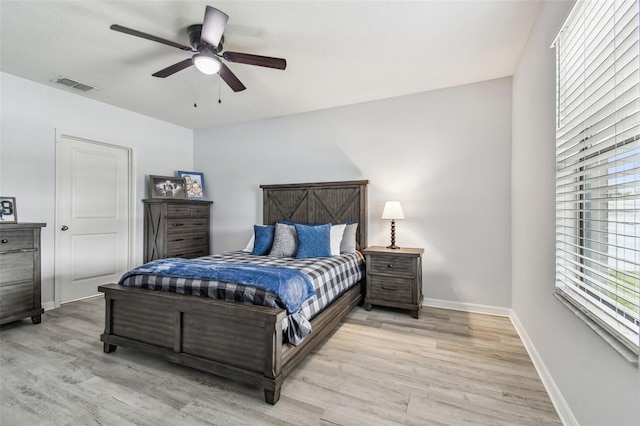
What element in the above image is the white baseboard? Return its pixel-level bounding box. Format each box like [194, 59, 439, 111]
[509, 312, 578, 426]
[42, 301, 55, 311]
[423, 297, 576, 426]
[422, 297, 512, 317]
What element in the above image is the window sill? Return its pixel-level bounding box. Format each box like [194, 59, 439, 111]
[554, 291, 638, 367]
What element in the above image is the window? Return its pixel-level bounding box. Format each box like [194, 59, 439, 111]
[554, 0, 639, 361]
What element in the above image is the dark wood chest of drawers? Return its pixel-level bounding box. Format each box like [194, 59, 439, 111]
[0, 223, 46, 325]
[362, 246, 424, 318]
[143, 199, 213, 262]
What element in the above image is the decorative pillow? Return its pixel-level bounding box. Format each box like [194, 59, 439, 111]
[268, 223, 297, 257]
[330, 223, 347, 255]
[295, 223, 332, 258]
[340, 222, 358, 253]
[251, 225, 275, 256]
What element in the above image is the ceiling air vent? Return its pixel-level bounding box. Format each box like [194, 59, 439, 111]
[54, 77, 97, 92]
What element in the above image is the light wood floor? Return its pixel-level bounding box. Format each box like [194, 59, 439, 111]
[0, 296, 561, 425]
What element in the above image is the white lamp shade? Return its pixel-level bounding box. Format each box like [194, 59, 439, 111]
[381, 201, 405, 219]
[193, 53, 221, 75]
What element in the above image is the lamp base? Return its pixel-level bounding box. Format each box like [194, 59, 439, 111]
[387, 219, 400, 249]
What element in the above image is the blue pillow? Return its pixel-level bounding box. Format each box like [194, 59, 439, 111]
[295, 223, 331, 258]
[251, 225, 275, 256]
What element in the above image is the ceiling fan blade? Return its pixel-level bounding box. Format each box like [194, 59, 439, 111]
[152, 58, 194, 78]
[201, 6, 228, 48]
[110, 25, 193, 51]
[219, 64, 246, 92]
[222, 52, 286, 70]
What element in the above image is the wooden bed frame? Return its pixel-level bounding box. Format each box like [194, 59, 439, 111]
[99, 180, 368, 404]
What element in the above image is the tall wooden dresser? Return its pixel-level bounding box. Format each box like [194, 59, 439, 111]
[0, 222, 46, 325]
[143, 199, 213, 262]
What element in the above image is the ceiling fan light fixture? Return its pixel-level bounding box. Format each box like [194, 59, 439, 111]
[193, 53, 221, 75]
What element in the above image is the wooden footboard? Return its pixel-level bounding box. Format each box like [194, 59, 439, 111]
[98, 282, 361, 404]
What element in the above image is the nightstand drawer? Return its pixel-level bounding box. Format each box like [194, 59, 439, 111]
[369, 277, 413, 302]
[369, 254, 414, 276]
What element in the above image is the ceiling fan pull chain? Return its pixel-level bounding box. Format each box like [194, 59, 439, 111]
[218, 78, 222, 104]
[193, 68, 198, 108]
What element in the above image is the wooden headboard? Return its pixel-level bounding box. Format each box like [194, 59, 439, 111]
[260, 180, 368, 250]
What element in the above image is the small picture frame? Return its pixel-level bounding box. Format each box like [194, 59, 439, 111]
[148, 175, 187, 199]
[177, 171, 205, 200]
[0, 196, 17, 223]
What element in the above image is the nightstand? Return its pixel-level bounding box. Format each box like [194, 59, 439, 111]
[362, 246, 424, 318]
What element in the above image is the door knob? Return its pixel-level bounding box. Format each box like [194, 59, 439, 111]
[61, 225, 69, 231]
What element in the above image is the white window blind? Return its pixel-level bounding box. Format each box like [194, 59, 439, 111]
[554, 0, 639, 358]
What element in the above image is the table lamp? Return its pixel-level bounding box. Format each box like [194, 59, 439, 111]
[381, 201, 405, 249]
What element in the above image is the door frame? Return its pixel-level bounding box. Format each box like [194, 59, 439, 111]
[54, 130, 136, 307]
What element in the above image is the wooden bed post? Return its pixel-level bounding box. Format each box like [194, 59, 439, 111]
[263, 314, 283, 404]
[102, 293, 117, 353]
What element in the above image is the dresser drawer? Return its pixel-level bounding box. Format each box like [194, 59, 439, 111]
[369, 276, 413, 302]
[167, 236, 208, 256]
[166, 204, 189, 216]
[0, 252, 34, 285]
[369, 254, 414, 276]
[0, 230, 34, 251]
[166, 246, 209, 259]
[166, 218, 209, 233]
[0, 281, 34, 316]
[189, 205, 210, 217]
[166, 233, 208, 247]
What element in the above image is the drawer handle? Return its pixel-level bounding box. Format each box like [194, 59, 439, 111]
[1, 239, 7, 244]
[172, 224, 184, 227]
[193, 222, 204, 226]
[193, 237, 204, 240]
[381, 286, 398, 291]
[387, 264, 393, 268]
[173, 238, 184, 242]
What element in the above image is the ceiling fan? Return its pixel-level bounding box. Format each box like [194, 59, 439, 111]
[110, 6, 287, 92]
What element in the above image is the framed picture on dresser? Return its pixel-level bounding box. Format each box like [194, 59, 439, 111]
[148, 175, 187, 199]
[177, 170, 205, 200]
[0, 197, 17, 223]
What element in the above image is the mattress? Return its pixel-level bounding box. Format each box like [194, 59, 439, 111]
[118, 251, 365, 345]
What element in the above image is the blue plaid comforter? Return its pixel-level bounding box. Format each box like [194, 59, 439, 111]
[118, 251, 364, 345]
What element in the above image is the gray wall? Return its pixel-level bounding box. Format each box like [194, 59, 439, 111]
[511, 1, 640, 425]
[194, 77, 513, 309]
[0, 72, 194, 306]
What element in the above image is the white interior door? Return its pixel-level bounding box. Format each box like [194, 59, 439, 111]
[55, 133, 132, 304]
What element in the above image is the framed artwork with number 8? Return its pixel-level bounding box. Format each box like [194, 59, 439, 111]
[0, 197, 17, 223]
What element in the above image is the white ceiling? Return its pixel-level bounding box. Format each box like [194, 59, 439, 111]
[1, 1, 541, 130]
